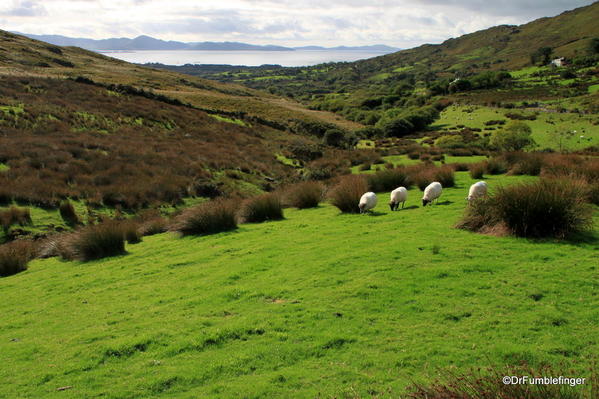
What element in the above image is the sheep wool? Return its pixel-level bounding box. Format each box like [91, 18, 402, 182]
[389, 187, 408, 211]
[422, 182, 442, 206]
[467, 181, 488, 201]
[359, 192, 378, 213]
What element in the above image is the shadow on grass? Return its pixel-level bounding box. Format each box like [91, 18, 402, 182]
[366, 211, 386, 217]
[434, 201, 454, 206]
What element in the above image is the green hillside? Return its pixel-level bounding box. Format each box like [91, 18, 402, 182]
[2, 172, 597, 398]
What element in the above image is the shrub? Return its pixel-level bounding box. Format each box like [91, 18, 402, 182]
[411, 165, 455, 191]
[239, 194, 284, 223]
[0, 206, 32, 232]
[0, 240, 36, 277]
[69, 221, 127, 261]
[469, 162, 486, 179]
[329, 175, 368, 213]
[285, 181, 323, 209]
[172, 199, 238, 235]
[490, 121, 536, 151]
[457, 178, 592, 238]
[59, 200, 80, 226]
[451, 162, 469, 172]
[367, 168, 411, 192]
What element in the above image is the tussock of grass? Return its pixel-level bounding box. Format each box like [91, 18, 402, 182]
[366, 167, 411, 192]
[171, 199, 238, 235]
[284, 181, 323, 209]
[68, 221, 127, 261]
[329, 175, 369, 213]
[0, 240, 36, 277]
[457, 178, 593, 238]
[0, 206, 32, 232]
[406, 363, 597, 399]
[239, 194, 284, 223]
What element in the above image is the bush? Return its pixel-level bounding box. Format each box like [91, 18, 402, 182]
[367, 168, 411, 192]
[0, 240, 36, 277]
[469, 162, 486, 179]
[239, 194, 284, 223]
[509, 153, 544, 176]
[490, 121, 536, 151]
[59, 200, 80, 226]
[172, 199, 238, 235]
[69, 221, 127, 261]
[329, 175, 369, 213]
[457, 178, 592, 238]
[285, 181, 323, 209]
[0, 206, 32, 232]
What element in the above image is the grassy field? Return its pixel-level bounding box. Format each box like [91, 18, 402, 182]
[436, 105, 598, 150]
[2, 172, 597, 398]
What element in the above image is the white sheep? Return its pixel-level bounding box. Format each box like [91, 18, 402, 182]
[422, 182, 442, 206]
[389, 187, 408, 211]
[467, 181, 488, 201]
[358, 192, 378, 214]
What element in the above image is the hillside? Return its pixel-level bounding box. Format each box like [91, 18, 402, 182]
[165, 1, 599, 149]
[0, 30, 360, 131]
[1, 172, 597, 398]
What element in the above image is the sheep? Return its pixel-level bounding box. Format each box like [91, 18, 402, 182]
[389, 187, 408, 211]
[467, 181, 488, 201]
[358, 192, 377, 214]
[422, 182, 442, 206]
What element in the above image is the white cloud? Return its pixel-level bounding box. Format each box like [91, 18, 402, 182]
[1, 0, 595, 46]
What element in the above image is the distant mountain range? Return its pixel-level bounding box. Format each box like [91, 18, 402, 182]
[17, 33, 400, 53]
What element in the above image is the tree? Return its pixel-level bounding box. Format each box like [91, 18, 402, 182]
[531, 47, 553, 65]
[589, 37, 599, 54]
[490, 121, 536, 151]
[379, 118, 414, 138]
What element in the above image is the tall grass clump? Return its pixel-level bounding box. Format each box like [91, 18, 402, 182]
[239, 193, 284, 223]
[410, 165, 455, 191]
[457, 178, 592, 238]
[285, 181, 323, 209]
[406, 363, 597, 399]
[366, 167, 411, 192]
[0, 206, 32, 232]
[329, 175, 368, 213]
[469, 162, 486, 179]
[484, 158, 508, 175]
[0, 240, 36, 277]
[59, 200, 80, 226]
[121, 221, 142, 244]
[69, 221, 126, 261]
[172, 199, 238, 235]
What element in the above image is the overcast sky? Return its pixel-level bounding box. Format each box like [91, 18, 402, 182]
[0, 0, 595, 47]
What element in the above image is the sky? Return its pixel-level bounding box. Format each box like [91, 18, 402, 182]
[0, 0, 595, 47]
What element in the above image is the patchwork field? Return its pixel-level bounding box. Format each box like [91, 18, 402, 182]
[1, 172, 597, 398]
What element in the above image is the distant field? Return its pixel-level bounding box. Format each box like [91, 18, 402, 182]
[436, 105, 598, 150]
[2, 172, 597, 398]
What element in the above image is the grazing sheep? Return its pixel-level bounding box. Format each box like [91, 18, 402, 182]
[389, 187, 408, 211]
[467, 181, 488, 201]
[359, 192, 378, 214]
[422, 182, 442, 206]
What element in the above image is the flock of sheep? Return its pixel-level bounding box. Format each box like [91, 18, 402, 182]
[357, 181, 488, 213]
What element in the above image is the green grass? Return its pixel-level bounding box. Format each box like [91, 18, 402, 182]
[588, 84, 599, 94]
[0, 163, 8, 172]
[2, 172, 596, 398]
[436, 105, 598, 150]
[209, 114, 248, 127]
[275, 154, 301, 168]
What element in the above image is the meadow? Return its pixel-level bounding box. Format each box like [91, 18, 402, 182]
[1, 172, 597, 398]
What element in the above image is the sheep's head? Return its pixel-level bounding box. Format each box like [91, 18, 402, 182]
[358, 203, 365, 213]
[422, 199, 430, 206]
[389, 201, 395, 211]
